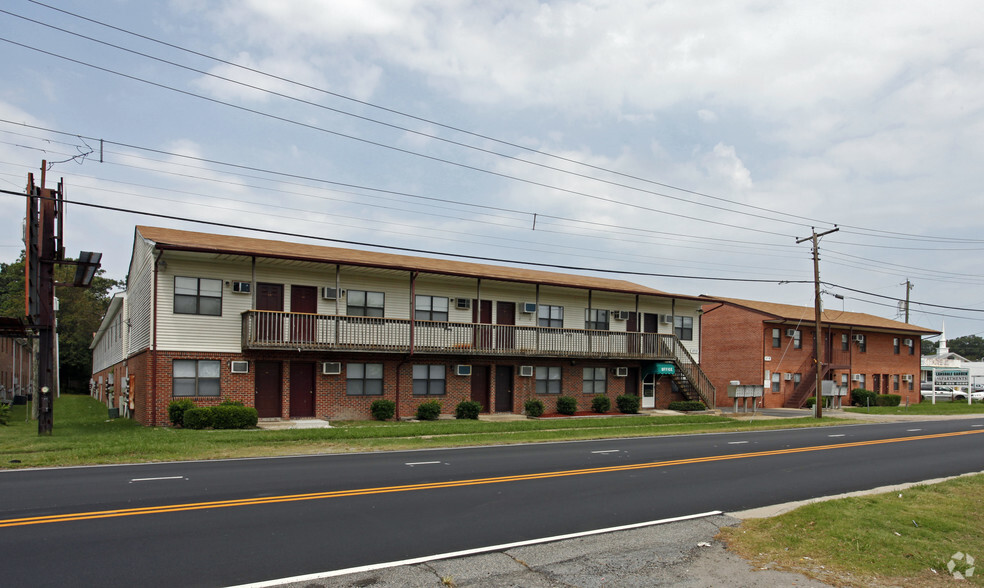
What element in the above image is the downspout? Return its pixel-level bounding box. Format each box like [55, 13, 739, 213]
[152, 249, 162, 426]
[409, 271, 418, 355]
[535, 284, 540, 352]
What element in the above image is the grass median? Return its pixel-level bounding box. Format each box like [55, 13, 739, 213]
[845, 402, 984, 416]
[1, 394, 853, 469]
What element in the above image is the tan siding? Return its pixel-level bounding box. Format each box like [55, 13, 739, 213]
[156, 258, 245, 353]
[127, 236, 154, 353]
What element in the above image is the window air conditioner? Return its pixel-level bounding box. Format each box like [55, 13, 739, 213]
[456, 298, 471, 310]
[321, 287, 338, 300]
[613, 311, 629, 321]
[902, 374, 913, 382]
[659, 314, 673, 324]
[230, 361, 249, 374]
[852, 374, 863, 381]
[903, 338, 913, 346]
[455, 364, 472, 377]
[784, 373, 793, 381]
[322, 362, 342, 375]
[522, 302, 537, 314]
[614, 367, 629, 377]
[852, 334, 865, 343]
[785, 329, 797, 337]
[232, 281, 251, 294]
[519, 365, 534, 377]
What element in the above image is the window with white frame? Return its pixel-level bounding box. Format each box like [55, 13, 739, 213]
[538, 305, 564, 328]
[536, 366, 562, 394]
[793, 373, 802, 388]
[173, 359, 220, 397]
[585, 309, 609, 331]
[772, 328, 781, 348]
[173, 277, 222, 316]
[582, 367, 606, 394]
[771, 371, 781, 392]
[347, 290, 385, 317]
[675, 316, 693, 340]
[792, 330, 802, 349]
[347, 363, 383, 396]
[841, 373, 848, 386]
[841, 334, 849, 351]
[893, 374, 900, 391]
[907, 339, 915, 355]
[412, 365, 445, 396]
[893, 338, 900, 354]
[414, 295, 449, 322]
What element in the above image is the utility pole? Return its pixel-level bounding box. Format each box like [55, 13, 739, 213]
[902, 280, 913, 323]
[797, 226, 839, 418]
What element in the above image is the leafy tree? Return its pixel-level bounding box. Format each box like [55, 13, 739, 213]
[921, 339, 938, 356]
[947, 335, 984, 362]
[0, 251, 122, 393]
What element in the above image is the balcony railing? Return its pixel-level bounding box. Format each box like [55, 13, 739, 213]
[242, 310, 686, 360]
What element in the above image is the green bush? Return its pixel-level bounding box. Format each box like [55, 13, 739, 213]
[182, 407, 213, 429]
[212, 404, 258, 429]
[668, 400, 706, 412]
[804, 396, 817, 409]
[524, 398, 545, 417]
[220, 399, 245, 407]
[168, 399, 195, 427]
[370, 399, 396, 421]
[591, 394, 611, 413]
[0, 402, 10, 426]
[416, 400, 441, 421]
[876, 394, 902, 407]
[616, 394, 640, 414]
[850, 388, 877, 407]
[455, 400, 482, 420]
[556, 396, 577, 415]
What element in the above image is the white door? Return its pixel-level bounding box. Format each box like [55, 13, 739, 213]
[642, 374, 656, 409]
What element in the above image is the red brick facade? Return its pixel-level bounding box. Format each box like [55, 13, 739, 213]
[701, 302, 926, 408]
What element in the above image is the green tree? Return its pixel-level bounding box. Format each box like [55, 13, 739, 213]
[947, 335, 984, 362]
[921, 339, 938, 356]
[0, 251, 122, 393]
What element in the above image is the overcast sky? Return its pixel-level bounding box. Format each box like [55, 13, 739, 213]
[1, 1, 982, 339]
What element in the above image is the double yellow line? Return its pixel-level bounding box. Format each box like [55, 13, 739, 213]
[2, 429, 980, 528]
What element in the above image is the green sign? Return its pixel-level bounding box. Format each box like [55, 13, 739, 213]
[656, 363, 675, 375]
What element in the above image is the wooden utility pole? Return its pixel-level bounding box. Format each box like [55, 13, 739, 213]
[903, 280, 913, 323]
[797, 227, 839, 418]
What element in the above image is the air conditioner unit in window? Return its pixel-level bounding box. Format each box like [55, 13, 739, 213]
[321, 287, 338, 300]
[785, 329, 797, 337]
[613, 311, 629, 321]
[852, 374, 863, 381]
[784, 373, 793, 381]
[902, 374, 913, 382]
[232, 281, 251, 294]
[230, 360, 249, 374]
[614, 367, 629, 377]
[522, 302, 537, 314]
[322, 362, 342, 375]
[456, 298, 471, 310]
[519, 365, 534, 377]
[852, 334, 865, 343]
[659, 314, 673, 324]
[455, 364, 472, 377]
[903, 338, 913, 346]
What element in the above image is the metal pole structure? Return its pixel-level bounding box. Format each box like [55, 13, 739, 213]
[797, 227, 839, 419]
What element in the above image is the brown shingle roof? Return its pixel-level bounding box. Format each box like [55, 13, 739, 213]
[709, 296, 939, 335]
[136, 226, 701, 300]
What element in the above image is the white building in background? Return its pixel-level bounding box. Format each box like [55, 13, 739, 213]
[921, 326, 984, 389]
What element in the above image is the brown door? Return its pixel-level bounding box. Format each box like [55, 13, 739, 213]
[473, 299, 493, 349]
[495, 365, 513, 412]
[627, 312, 640, 354]
[470, 365, 490, 411]
[290, 285, 318, 344]
[495, 301, 515, 350]
[256, 283, 284, 343]
[254, 361, 282, 418]
[289, 361, 315, 417]
[643, 313, 659, 354]
[625, 367, 640, 396]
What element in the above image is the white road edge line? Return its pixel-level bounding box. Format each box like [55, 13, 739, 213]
[591, 450, 620, 454]
[404, 461, 441, 466]
[227, 510, 724, 588]
[828, 434, 846, 437]
[907, 429, 922, 432]
[727, 441, 748, 445]
[129, 476, 185, 483]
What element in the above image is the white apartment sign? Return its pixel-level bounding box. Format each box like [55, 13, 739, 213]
[933, 368, 970, 386]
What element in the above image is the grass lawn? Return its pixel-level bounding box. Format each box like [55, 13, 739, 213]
[0, 394, 855, 469]
[721, 474, 984, 587]
[845, 401, 984, 416]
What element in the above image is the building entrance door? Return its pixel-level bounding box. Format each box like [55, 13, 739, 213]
[470, 365, 491, 411]
[256, 283, 284, 343]
[642, 373, 656, 409]
[289, 361, 315, 417]
[495, 365, 514, 412]
[254, 361, 282, 418]
[290, 285, 317, 344]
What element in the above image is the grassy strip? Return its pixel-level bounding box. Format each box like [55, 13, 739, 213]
[721, 474, 984, 587]
[845, 402, 984, 416]
[0, 395, 852, 468]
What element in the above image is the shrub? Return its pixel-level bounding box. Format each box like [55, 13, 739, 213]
[370, 399, 396, 421]
[524, 398, 545, 417]
[416, 400, 441, 421]
[220, 399, 245, 407]
[591, 394, 611, 414]
[455, 400, 482, 420]
[168, 399, 195, 427]
[0, 402, 10, 426]
[182, 407, 213, 429]
[616, 394, 640, 414]
[212, 404, 258, 429]
[876, 394, 902, 407]
[804, 396, 817, 409]
[556, 396, 577, 415]
[668, 400, 706, 412]
[850, 388, 877, 407]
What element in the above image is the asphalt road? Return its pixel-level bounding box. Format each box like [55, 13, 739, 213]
[2, 418, 983, 587]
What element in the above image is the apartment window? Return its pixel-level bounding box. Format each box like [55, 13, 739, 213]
[583, 367, 606, 394]
[841, 334, 849, 351]
[538, 305, 564, 328]
[536, 366, 562, 394]
[893, 338, 900, 354]
[347, 290, 385, 317]
[772, 328, 781, 348]
[856, 374, 866, 388]
[858, 335, 866, 353]
[771, 371, 781, 392]
[893, 374, 900, 391]
[674, 316, 694, 340]
[346, 363, 383, 396]
[172, 359, 220, 397]
[173, 277, 222, 316]
[585, 309, 609, 331]
[415, 295, 449, 322]
[412, 365, 445, 396]
[841, 373, 848, 386]
[793, 373, 802, 388]
[792, 330, 802, 349]
[907, 339, 915, 355]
